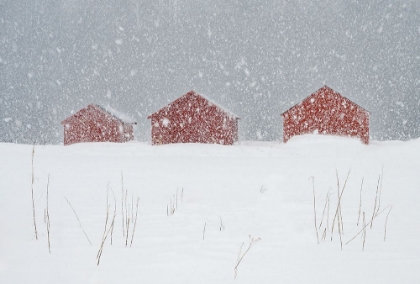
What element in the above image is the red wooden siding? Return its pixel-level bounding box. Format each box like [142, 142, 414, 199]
[281, 86, 369, 144]
[61, 104, 135, 145]
[148, 91, 239, 145]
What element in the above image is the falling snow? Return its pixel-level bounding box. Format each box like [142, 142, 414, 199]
[0, 1, 419, 144]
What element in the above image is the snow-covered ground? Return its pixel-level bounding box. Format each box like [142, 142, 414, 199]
[1, 135, 419, 283]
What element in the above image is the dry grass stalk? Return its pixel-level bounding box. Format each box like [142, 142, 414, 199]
[345, 204, 391, 245]
[121, 172, 125, 237]
[31, 144, 38, 240]
[335, 170, 341, 238]
[357, 177, 364, 226]
[101, 190, 110, 243]
[167, 197, 176, 216]
[125, 218, 131, 246]
[375, 168, 384, 217]
[46, 174, 51, 253]
[321, 228, 327, 241]
[370, 175, 381, 229]
[327, 188, 330, 230]
[124, 188, 130, 246]
[362, 211, 366, 250]
[130, 197, 140, 247]
[107, 185, 116, 244]
[100, 204, 110, 246]
[181, 188, 184, 202]
[384, 205, 392, 241]
[64, 197, 92, 245]
[318, 190, 330, 231]
[339, 171, 350, 233]
[220, 217, 224, 231]
[97, 192, 117, 265]
[309, 177, 319, 244]
[331, 170, 350, 247]
[131, 194, 134, 220]
[203, 222, 207, 240]
[234, 236, 261, 279]
[176, 190, 178, 208]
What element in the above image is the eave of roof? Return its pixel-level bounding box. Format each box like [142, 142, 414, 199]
[61, 104, 137, 125]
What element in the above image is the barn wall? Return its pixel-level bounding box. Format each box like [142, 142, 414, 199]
[282, 88, 369, 144]
[150, 93, 238, 145]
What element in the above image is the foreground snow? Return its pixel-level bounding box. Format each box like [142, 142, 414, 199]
[0, 135, 419, 283]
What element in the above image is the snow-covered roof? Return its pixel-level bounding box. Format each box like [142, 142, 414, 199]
[196, 92, 240, 119]
[148, 91, 239, 119]
[281, 85, 369, 115]
[94, 104, 137, 124]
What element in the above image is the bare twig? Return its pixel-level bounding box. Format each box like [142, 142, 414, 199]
[64, 197, 92, 245]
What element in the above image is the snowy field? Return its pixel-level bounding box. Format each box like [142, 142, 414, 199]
[1, 135, 419, 284]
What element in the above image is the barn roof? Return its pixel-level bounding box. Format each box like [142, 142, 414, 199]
[61, 104, 137, 125]
[147, 91, 240, 119]
[94, 104, 137, 124]
[281, 85, 369, 116]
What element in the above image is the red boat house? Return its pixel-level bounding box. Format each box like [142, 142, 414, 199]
[148, 91, 239, 145]
[61, 104, 136, 145]
[281, 86, 369, 144]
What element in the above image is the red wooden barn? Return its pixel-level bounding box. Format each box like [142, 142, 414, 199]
[61, 104, 136, 145]
[148, 91, 239, 145]
[281, 86, 369, 144]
